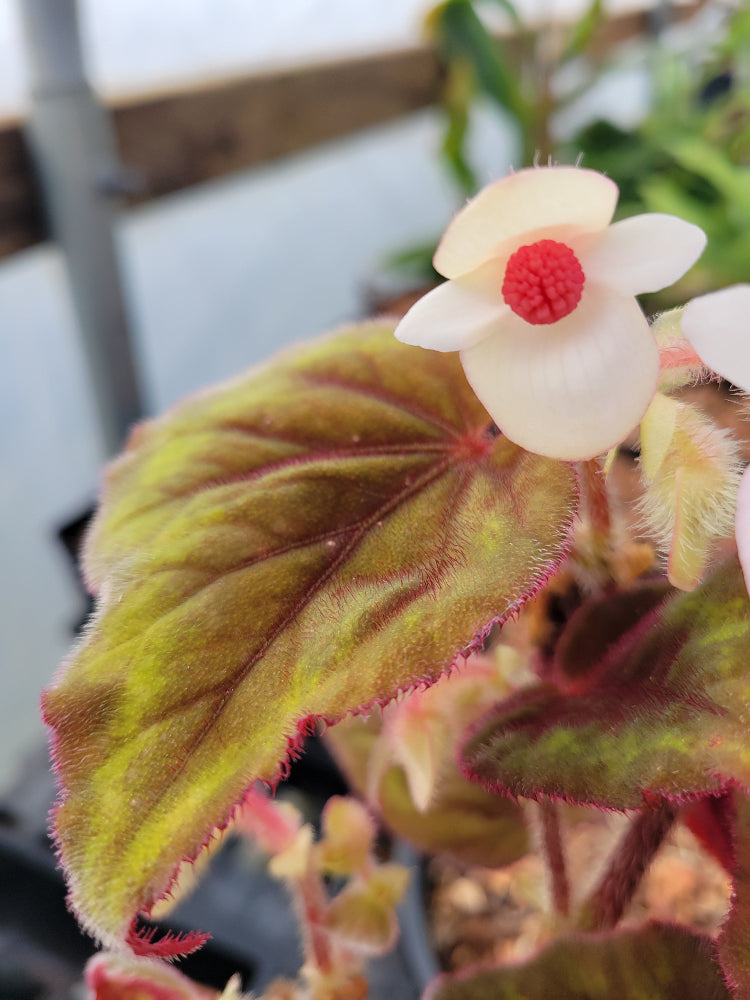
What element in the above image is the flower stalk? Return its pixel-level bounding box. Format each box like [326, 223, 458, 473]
[297, 868, 334, 976]
[579, 458, 612, 550]
[538, 798, 571, 918]
[577, 801, 679, 932]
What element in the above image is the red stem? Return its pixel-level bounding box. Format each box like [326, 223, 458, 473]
[539, 798, 570, 917]
[579, 458, 611, 543]
[579, 801, 678, 931]
[297, 869, 333, 975]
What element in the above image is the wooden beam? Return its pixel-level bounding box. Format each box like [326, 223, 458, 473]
[0, 3, 704, 260]
[0, 46, 442, 258]
[114, 47, 443, 204]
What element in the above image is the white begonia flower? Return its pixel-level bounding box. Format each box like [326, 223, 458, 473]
[680, 284, 750, 594]
[395, 166, 707, 461]
[680, 284, 750, 393]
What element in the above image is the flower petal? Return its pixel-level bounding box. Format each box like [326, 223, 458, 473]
[459, 284, 659, 460]
[736, 465, 750, 597]
[394, 268, 509, 352]
[580, 214, 706, 295]
[434, 167, 618, 280]
[680, 285, 750, 391]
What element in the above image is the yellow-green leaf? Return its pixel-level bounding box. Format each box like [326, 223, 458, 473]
[44, 322, 576, 948]
[427, 923, 731, 1000]
[463, 558, 750, 809]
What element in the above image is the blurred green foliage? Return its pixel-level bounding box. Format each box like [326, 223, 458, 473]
[387, 0, 750, 306]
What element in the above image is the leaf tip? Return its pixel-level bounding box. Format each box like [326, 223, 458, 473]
[127, 922, 212, 960]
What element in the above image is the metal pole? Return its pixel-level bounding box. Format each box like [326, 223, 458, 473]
[18, 0, 145, 457]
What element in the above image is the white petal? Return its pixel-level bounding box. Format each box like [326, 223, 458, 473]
[394, 269, 509, 352]
[736, 465, 750, 597]
[434, 167, 618, 280]
[459, 284, 659, 460]
[680, 285, 750, 391]
[580, 214, 706, 295]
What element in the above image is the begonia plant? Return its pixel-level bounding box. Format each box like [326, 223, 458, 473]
[44, 163, 750, 1000]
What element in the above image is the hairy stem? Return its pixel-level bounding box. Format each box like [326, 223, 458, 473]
[297, 868, 333, 974]
[578, 801, 678, 931]
[539, 798, 570, 917]
[579, 458, 612, 544]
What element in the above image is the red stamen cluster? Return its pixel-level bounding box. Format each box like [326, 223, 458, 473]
[502, 239, 585, 325]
